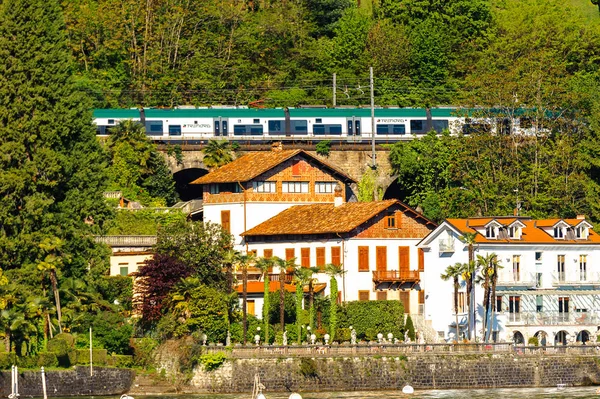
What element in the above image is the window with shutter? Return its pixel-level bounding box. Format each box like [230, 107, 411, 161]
[221, 210, 231, 234]
[377, 291, 387, 300]
[247, 300, 255, 316]
[301, 248, 310, 268]
[264, 249, 273, 259]
[331, 246, 341, 266]
[418, 290, 425, 304]
[286, 248, 295, 261]
[358, 290, 370, 301]
[399, 246, 410, 272]
[376, 246, 387, 272]
[358, 246, 369, 272]
[399, 291, 411, 313]
[418, 248, 424, 272]
[316, 247, 326, 269]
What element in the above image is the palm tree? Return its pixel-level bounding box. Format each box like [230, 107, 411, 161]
[273, 257, 298, 331]
[255, 256, 274, 343]
[441, 263, 465, 341]
[324, 264, 345, 342]
[236, 252, 255, 345]
[202, 140, 234, 170]
[462, 232, 478, 340]
[38, 237, 64, 333]
[476, 253, 501, 342]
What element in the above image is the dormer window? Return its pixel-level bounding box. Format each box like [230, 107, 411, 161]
[554, 226, 564, 239]
[576, 225, 589, 239]
[508, 226, 516, 239]
[486, 225, 497, 238]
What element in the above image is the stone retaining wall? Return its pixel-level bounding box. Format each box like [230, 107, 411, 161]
[183, 354, 600, 393]
[0, 367, 134, 397]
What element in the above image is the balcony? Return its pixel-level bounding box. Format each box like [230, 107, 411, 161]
[504, 311, 598, 326]
[438, 238, 455, 254]
[94, 235, 157, 247]
[552, 271, 600, 285]
[498, 272, 534, 286]
[373, 270, 420, 283]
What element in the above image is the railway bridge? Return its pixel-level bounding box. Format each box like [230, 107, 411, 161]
[158, 143, 399, 201]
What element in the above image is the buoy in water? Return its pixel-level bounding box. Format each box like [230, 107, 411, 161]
[120, 395, 134, 399]
[289, 393, 302, 399]
[256, 394, 266, 399]
[402, 385, 414, 394]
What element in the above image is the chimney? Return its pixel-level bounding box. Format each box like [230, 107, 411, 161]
[334, 184, 343, 207]
[577, 214, 585, 220]
[271, 142, 283, 152]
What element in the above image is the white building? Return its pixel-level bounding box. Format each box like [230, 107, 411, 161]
[419, 216, 600, 344]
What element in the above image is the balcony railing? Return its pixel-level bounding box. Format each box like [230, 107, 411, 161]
[373, 270, 420, 283]
[504, 311, 597, 326]
[552, 271, 600, 285]
[499, 272, 534, 285]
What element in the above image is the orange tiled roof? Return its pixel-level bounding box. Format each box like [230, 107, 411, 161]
[191, 150, 355, 184]
[446, 217, 600, 244]
[235, 281, 326, 294]
[242, 200, 398, 236]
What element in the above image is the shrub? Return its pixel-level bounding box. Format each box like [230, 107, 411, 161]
[47, 334, 75, 367]
[132, 337, 158, 368]
[37, 353, 59, 368]
[75, 349, 108, 365]
[53, 333, 75, 348]
[111, 354, 134, 368]
[405, 315, 416, 341]
[528, 336, 539, 346]
[16, 356, 37, 369]
[299, 358, 318, 378]
[198, 352, 227, 372]
[0, 353, 16, 369]
[338, 300, 404, 340]
[316, 140, 331, 157]
[336, 327, 351, 342]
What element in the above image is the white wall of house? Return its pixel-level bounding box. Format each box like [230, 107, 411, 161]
[109, 253, 152, 276]
[421, 224, 600, 342]
[246, 237, 423, 312]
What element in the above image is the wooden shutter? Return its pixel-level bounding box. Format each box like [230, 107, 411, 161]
[418, 290, 425, 304]
[285, 248, 295, 261]
[399, 246, 410, 272]
[331, 246, 341, 266]
[221, 210, 231, 234]
[301, 248, 310, 268]
[358, 290, 370, 301]
[316, 247, 326, 269]
[377, 291, 387, 300]
[376, 246, 387, 272]
[247, 300, 255, 316]
[399, 291, 411, 313]
[395, 211, 403, 228]
[264, 249, 273, 258]
[358, 246, 369, 271]
[418, 248, 424, 271]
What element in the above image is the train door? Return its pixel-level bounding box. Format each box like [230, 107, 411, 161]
[222, 120, 228, 136]
[214, 118, 221, 136]
[346, 117, 361, 142]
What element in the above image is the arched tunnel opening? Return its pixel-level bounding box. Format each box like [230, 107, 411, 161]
[174, 168, 208, 201]
[382, 178, 410, 202]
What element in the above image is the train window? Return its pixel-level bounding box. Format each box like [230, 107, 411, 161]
[410, 120, 427, 134]
[355, 120, 361, 135]
[253, 119, 260, 124]
[462, 122, 491, 135]
[96, 126, 107, 135]
[108, 119, 115, 125]
[222, 121, 228, 134]
[268, 120, 284, 134]
[520, 117, 533, 129]
[233, 124, 264, 135]
[145, 121, 164, 136]
[168, 125, 182, 135]
[316, 118, 322, 123]
[432, 120, 449, 133]
[290, 120, 308, 134]
[313, 124, 342, 135]
[348, 121, 353, 134]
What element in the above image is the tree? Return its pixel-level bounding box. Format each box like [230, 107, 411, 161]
[202, 140, 235, 170]
[255, 256, 273, 344]
[461, 232, 478, 340]
[405, 314, 415, 341]
[37, 237, 65, 333]
[476, 253, 501, 342]
[0, 0, 110, 281]
[324, 263, 344, 341]
[131, 254, 193, 324]
[441, 263, 464, 341]
[153, 220, 233, 291]
[293, 268, 310, 344]
[273, 257, 298, 331]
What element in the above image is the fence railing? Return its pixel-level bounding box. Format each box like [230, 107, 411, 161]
[202, 342, 600, 358]
[504, 311, 598, 326]
[372, 270, 420, 282]
[94, 235, 157, 247]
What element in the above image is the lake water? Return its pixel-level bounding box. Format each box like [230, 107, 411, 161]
[93, 387, 600, 399]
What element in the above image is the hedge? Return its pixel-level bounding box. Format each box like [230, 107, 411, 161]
[109, 354, 134, 368]
[75, 349, 108, 365]
[338, 300, 405, 341]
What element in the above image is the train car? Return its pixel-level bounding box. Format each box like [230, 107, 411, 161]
[93, 106, 517, 142]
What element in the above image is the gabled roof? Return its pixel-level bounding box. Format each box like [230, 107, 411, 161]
[242, 200, 435, 237]
[425, 217, 600, 245]
[191, 149, 355, 185]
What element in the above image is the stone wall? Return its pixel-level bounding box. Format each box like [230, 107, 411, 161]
[0, 367, 134, 397]
[178, 354, 600, 394]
